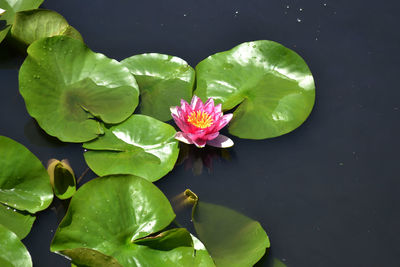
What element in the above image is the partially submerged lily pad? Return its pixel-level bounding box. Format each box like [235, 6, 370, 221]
[121, 53, 195, 121]
[11, 9, 82, 46]
[0, 203, 35, 239]
[195, 40, 315, 139]
[0, 224, 32, 267]
[47, 159, 76, 200]
[51, 175, 210, 266]
[19, 36, 139, 142]
[83, 115, 179, 182]
[190, 194, 270, 267]
[0, 136, 53, 213]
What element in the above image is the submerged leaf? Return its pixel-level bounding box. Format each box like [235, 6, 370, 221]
[11, 9, 83, 46]
[18, 36, 139, 142]
[0, 203, 35, 239]
[47, 159, 76, 200]
[195, 40, 315, 139]
[121, 53, 194, 121]
[0, 136, 53, 213]
[187, 190, 270, 267]
[83, 115, 179, 182]
[0, 224, 32, 267]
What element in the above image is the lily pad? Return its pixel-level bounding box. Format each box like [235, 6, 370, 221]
[0, 203, 35, 239]
[19, 36, 139, 142]
[0, 136, 53, 213]
[83, 115, 179, 182]
[51, 175, 208, 266]
[47, 159, 76, 200]
[192, 201, 270, 267]
[121, 53, 195, 121]
[0, 224, 32, 267]
[11, 9, 82, 46]
[0, 0, 43, 24]
[194, 40, 315, 139]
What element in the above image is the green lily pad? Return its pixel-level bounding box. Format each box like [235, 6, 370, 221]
[0, 136, 53, 213]
[19, 36, 139, 142]
[51, 175, 207, 266]
[83, 115, 179, 182]
[0, 203, 35, 239]
[47, 159, 76, 200]
[192, 201, 270, 267]
[0, 0, 43, 24]
[121, 53, 195, 121]
[191, 235, 216, 267]
[194, 40, 315, 139]
[11, 9, 82, 46]
[63, 248, 123, 267]
[0, 224, 32, 267]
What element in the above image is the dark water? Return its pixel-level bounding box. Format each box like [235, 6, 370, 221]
[1, 0, 399, 266]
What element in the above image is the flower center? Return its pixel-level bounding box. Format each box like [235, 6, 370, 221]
[187, 111, 213, 128]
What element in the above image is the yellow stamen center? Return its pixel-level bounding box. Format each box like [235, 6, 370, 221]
[187, 111, 213, 128]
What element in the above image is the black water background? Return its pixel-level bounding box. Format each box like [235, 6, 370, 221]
[0, 0, 399, 266]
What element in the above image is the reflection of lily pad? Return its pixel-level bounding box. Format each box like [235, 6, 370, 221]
[19, 36, 139, 142]
[83, 115, 179, 182]
[122, 53, 194, 121]
[0, 203, 35, 239]
[11, 9, 82, 46]
[0, 0, 43, 24]
[0, 224, 32, 267]
[51, 175, 208, 266]
[195, 40, 315, 139]
[193, 201, 270, 267]
[0, 136, 53, 213]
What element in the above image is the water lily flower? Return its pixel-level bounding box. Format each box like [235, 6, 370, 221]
[170, 95, 234, 148]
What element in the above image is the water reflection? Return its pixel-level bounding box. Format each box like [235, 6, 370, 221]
[176, 143, 232, 175]
[24, 118, 67, 148]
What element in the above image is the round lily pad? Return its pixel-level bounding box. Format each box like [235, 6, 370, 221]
[0, 224, 32, 267]
[121, 53, 195, 121]
[11, 9, 82, 46]
[19, 36, 139, 142]
[51, 175, 205, 266]
[0, 136, 53, 213]
[194, 40, 315, 139]
[83, 115, 179, 182]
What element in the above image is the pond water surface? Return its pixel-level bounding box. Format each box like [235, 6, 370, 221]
[1, 0, 399, 266]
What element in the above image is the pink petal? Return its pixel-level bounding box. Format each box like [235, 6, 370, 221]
[206, 134, 234, 148]
[190, 95, 204, 111]
[215, 113, 233, 131]
[214, 103, 222, 114]
[204, 132, 219, 141]
[175, 132, 193, 144]
[203, 98, 215, 114]
[192, 138, 207, 148]
[180, 99, 192, 115]
[170, 106, 179, 117]
[172, 114, 189, 132]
